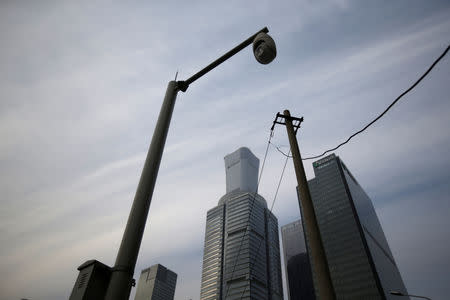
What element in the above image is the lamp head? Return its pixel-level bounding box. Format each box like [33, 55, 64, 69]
[252, 32, 277, 64]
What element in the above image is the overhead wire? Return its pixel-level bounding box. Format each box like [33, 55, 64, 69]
[227, 43, 449, 299]
[270, 150, 290, 212]
[269, 140, 293, 158]
[239, 148, 290, 299]
[302, 44, 449, 161]
[223, 129, 273, 299]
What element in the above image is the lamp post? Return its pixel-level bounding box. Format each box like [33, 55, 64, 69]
[103, 27, 277, 300]
[390, 291, 432, 300]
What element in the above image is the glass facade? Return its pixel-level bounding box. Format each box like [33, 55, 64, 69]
[281, 220, 315, 300]
[266, 210, 283, 300]
[134, 264, 177, 300]
[307, 154, 408, 300]
[200, 205, 225, 300]
[341, 162, 408, 299]
[200, 147, 283, 300]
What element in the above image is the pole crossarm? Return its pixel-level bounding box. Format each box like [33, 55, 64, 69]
[271, 112, 304, 134]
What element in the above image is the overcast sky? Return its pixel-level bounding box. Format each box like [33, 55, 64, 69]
[1, 1, 449, 300]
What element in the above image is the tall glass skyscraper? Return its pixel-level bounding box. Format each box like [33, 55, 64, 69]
[281, 220, 315, 300]
[305, 154, 408, 300]
[200, 147, 283, 300]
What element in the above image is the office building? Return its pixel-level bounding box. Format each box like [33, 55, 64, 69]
[281, 220, 315, 300]
[200, 147, 283, 300]
[305, 154, 408, 300]
[134, 264, 177, 300]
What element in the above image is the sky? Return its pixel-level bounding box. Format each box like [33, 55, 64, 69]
[0, 1, 449, 299]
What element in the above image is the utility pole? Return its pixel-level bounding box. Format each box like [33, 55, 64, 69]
[272, 110, 335, 300]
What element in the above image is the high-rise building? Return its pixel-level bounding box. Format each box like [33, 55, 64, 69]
[305, 154, 408, 300]
[134, 264, 177, 300]
[281, 220, 315, 300]
[200, 147, 283, 300]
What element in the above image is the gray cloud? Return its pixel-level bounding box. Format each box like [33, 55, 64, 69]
[1, 1, 449, 299]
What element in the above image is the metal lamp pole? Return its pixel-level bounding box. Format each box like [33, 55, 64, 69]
[104, 27, 276, 300]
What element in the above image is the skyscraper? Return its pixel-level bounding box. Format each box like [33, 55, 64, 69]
[200, 147, 283, 300]
[134, 264, 177, 300]
[281, 220, 315, 300]
[305, 154, 408, 300]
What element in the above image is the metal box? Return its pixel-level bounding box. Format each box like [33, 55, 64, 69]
[69, 260, 112, 300]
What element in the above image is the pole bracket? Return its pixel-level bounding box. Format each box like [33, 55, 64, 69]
[271, 112, 304, 135]
[177, 81, 189, 92]
[111, 265, 134, 275]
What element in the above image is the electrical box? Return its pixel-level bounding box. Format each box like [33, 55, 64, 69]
[69, 260, 112, 300]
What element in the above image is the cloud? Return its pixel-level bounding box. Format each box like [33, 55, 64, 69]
[1, 1, 450, 300]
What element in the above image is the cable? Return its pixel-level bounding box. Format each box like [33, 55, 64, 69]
[244, 44, 449, 298]
[231, 44, 450, 298]
[223, 130, 273, 299]
[270, 140, 292, 158]
[239, 149, 290, 299]
[302, 44, 449, 161]
[258, 131, 273, 189]
[270, 150, 290, 212]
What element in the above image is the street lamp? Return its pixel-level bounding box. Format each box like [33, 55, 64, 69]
[390, 291, 432, 300]
[100, 27, 276, 300]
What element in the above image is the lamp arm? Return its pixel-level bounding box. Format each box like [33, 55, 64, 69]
[177, 27, 269, 92]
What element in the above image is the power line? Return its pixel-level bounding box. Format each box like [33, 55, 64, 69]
[239, 149, 290, 299]
[223, 130, 273, 299]
[228, 43, 449, 299]
[225, 131, 291, 300]
[300, 44, 449, 161]
[270, 140, 292, 158]
[270, 150, 290, 212]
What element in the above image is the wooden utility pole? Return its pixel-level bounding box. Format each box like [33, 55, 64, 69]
[273, 110, 335, 300]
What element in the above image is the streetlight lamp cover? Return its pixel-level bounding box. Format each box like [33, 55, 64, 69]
[253, 32, 277, 64]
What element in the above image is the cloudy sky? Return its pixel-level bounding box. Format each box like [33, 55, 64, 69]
[1, 1, 449, 299]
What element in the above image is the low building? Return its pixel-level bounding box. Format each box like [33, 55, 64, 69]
[134, 264, 177, 300]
